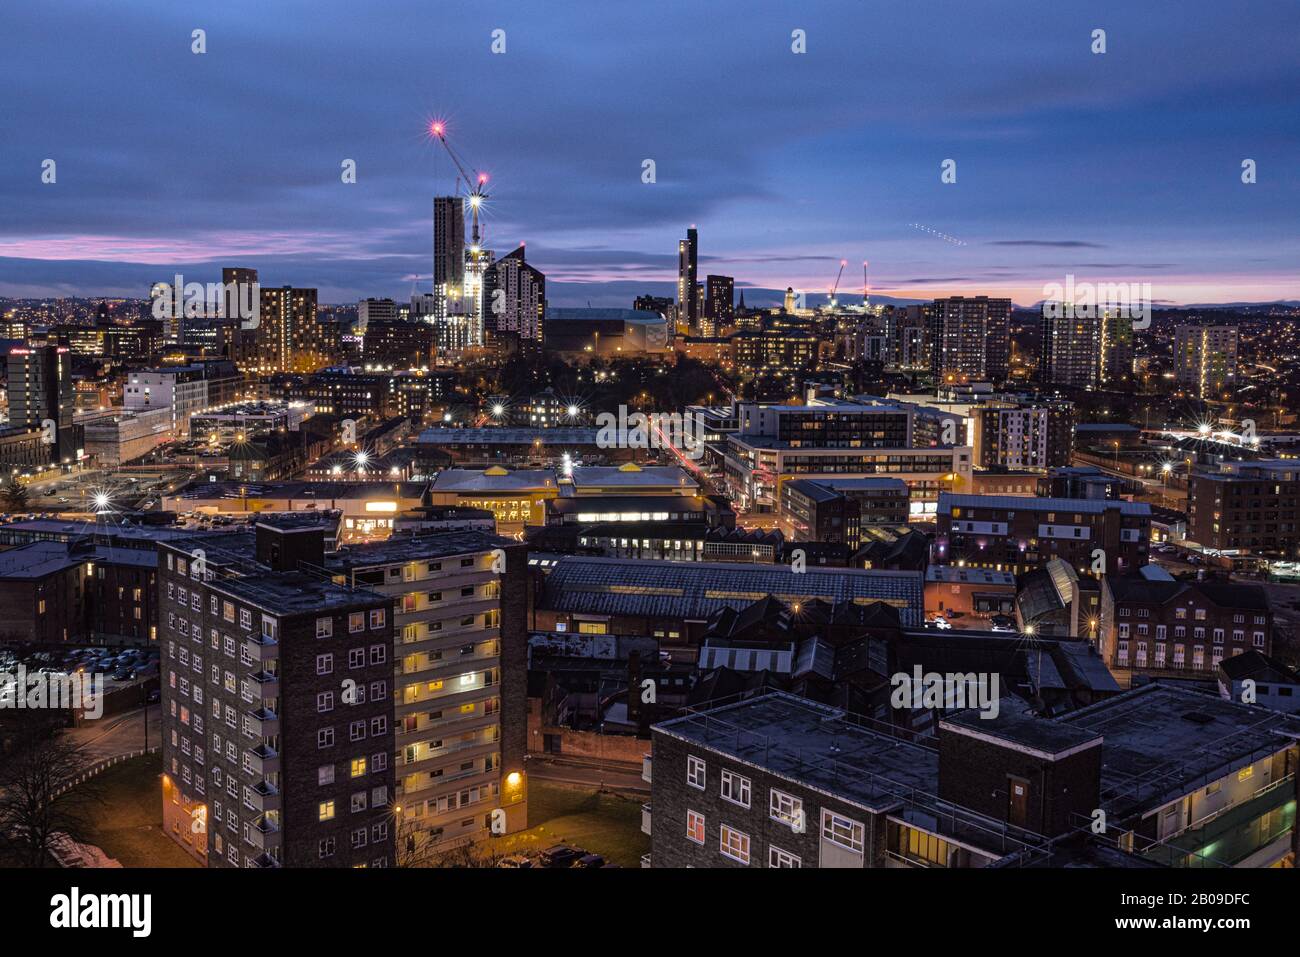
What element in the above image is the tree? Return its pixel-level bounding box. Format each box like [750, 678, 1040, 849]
[0, 720, 104, 868]
[0, 480, 28, 512]
[393, 823, 507, 868]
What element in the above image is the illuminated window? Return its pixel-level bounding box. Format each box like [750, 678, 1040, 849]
[318, 800, 335, 821]
[720, 825, 750, 864]
[351, 757, 367, 778]
[686, 810, 705, 844]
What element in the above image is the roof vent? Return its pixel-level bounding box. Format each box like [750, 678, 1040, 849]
[1180, 711, 1214, 725]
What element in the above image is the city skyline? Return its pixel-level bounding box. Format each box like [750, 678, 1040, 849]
[2, 0, 1298, 306]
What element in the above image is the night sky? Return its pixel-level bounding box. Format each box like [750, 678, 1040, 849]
[2, 0, 1297, 306]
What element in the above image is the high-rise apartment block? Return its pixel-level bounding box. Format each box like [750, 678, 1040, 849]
[159, 520, 397, 868]
[677, 227, 698, 331]
[325, 533, 529, 857]
[484, 246, 546, 341]
[928, 297, 1011, 383]
[1174, 324, 1238, 397]
[5, 344, 75, 464]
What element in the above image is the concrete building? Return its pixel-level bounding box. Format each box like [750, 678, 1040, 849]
[325, 531, 529, 855]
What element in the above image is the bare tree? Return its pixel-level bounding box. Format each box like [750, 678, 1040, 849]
[393, 824, 507, 868]
[0, 721, 103, 867]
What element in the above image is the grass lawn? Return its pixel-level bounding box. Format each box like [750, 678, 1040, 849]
[55, 753, 198, 868]
[488, 781, 649, 867]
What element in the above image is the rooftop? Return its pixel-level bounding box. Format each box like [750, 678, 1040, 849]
[1060, 683, 1300, 817]
[938, 493, 1152, 516]
[535, 554, 923, 625]
[654, 692, 939, 812]
[941, 704, 1103, 760]
[325, 529, 511, 571]
[416, 427, 601, 445]
[211, 571, 386, 616]
[926, 565, 1016, 586]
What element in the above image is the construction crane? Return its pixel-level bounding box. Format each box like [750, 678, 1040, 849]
[828, 259, 847, 307]
[428, 121, 489, 248]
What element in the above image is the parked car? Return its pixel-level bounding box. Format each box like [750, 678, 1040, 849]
[539, 845, 585, 868]
[573, 853, 605, 868]
[146, 688, 161, 704]
[496, 855, 533, 869]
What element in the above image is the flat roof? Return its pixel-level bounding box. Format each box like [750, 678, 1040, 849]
[325, 530, 512, 571]
[212, 572, 385, 616]
[0, 540, 158, 579]
[925, 565, 1016, 586]
[1059, 683, 1300, 816]
[938, 494, 1152, 516]
[416, 428, 601, 445]
[568, 465, 696, 491]
[430, 468, 559, 493]
[654, 692, 938, 812]
[941, 705, 1103, 760]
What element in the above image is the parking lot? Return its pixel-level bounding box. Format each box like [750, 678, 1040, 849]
[0, 644, 161, 705]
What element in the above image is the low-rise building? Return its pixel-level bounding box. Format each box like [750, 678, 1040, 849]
[1098, 576, 1272, 678]
[936, 493, 1151, 577]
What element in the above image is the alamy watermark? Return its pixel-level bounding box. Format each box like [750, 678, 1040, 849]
[1042, 274, 1152, 329]
[151, 274, 260, 328]
[890, 665, 1000, 719]
[595, 405, 706, 461]
[1, 665, 104, 719]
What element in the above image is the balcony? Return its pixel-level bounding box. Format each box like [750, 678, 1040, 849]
[244, 634, 277, 662]
[245, 706, 280, 737]
[641, 753, 652, 783]
[1139, 775, 1296, 868]
[250, 852, 281, 869]
[250, 669, 280, 696]
[640, 853, 651, 869]
[641, 803, 652, 836]
[247, 742, 279, 776]
[248, 780, 281, 813]
[248, 815, 281, 851]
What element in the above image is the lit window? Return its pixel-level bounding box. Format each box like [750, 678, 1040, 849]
[720, 825, 750, 864]
[686, 809, 705, 844]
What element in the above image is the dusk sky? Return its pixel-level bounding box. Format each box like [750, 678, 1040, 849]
[2, 0, 1297, 306]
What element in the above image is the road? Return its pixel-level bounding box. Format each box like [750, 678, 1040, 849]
[527, 755, 649, 795]
[64, 704, 161, 764]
